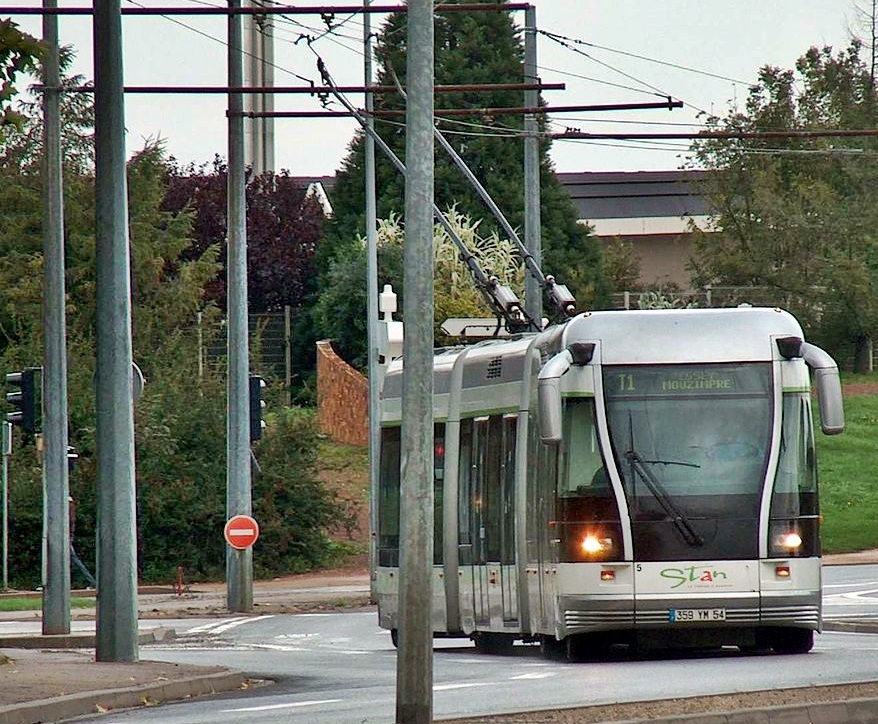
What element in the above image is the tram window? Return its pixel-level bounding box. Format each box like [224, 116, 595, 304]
[458, 419, 474, 565]
[434, 423, 445, 565]
[378, 426, 401, 567]
[501, 416, 517, 565]
[772, 393, 818, 518]
[560, 398, 606, 496]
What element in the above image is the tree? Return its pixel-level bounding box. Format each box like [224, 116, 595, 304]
[313, 2, 605, 364]
[162, 159, 326, 313]
[316, 210, 524, 368]
[0, 19, 42, 141]
[688, 41, 878, 371]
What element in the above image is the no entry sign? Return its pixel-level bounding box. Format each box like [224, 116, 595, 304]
[224, 514, 260, 550]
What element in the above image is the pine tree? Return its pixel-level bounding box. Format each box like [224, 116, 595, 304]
[323, 2, 604, 306]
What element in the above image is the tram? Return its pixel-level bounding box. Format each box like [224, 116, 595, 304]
[376, 307, 844, 658]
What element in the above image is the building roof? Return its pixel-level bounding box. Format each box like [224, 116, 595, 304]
[557, 170, 711, 221]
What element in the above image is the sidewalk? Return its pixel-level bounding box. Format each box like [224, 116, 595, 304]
[0, 567, 372, 724]
[0, 555, 876, 724]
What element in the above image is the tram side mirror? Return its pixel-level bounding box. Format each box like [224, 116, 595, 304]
[801, 342, 844, 435]
[814, 368, 844, 435]
[539, 376, 563, 444]
[538, 348, 575, 444]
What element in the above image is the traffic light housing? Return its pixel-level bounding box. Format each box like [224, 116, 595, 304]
[5, 366, 42, 435]
[249, 374, 266, 442]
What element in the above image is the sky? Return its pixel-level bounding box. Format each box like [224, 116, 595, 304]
[8, 1, 863, 176]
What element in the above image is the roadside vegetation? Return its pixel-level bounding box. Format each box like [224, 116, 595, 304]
[0, 597, 93, 612]
[818, 380, 878, 553]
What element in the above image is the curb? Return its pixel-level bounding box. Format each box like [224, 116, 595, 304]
[823, 620, 878, 634]
[0, 626, 176, 649]
[0, 669, 247, 724]
[611, 696, 878, 723]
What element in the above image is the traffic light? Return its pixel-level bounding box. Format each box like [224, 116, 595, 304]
[248, 374, 266, 442]
[5, 366, 42, 435]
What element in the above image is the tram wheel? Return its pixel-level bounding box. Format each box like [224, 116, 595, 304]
[473, 632, 515, 655]
[769, 628, 814, 654]
[539, 635, 566, 661]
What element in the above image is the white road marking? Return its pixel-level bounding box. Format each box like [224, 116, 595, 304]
[221, 699, 342, 712]
[510, 672, 555, 680]
[434, 682, 490, 691]
[184, 615, 274, 635]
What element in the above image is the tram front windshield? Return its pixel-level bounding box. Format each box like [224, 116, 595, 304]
[603, 363, 772, 561]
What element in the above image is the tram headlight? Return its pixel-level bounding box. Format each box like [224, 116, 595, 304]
[770, 529, 803, 555]
[580, 535, 613, 556]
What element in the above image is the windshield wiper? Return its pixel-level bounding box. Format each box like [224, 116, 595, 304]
[624, 415, 703, 547]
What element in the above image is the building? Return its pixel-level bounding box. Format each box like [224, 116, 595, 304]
[558, 170, 711, 290]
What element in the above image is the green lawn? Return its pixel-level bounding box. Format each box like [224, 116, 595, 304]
[818, 389, 878, 553]
[0, 597, 94, 612]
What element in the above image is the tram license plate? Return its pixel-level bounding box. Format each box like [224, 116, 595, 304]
[669, 608, 726, 622]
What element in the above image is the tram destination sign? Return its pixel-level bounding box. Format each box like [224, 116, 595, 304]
[605, 364, 770, 398]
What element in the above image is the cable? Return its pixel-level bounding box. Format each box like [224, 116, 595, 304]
[538, 30, 752, 86]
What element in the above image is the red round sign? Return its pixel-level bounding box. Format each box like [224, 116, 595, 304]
[224, 514, 260, 550]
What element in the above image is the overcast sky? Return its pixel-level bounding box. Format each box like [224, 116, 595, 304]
[10, 1, 862, 176]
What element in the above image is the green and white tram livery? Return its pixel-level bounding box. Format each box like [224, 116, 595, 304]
[376, 307, 844, 658]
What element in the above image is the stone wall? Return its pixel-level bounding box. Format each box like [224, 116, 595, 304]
[316, 339, 368, 446]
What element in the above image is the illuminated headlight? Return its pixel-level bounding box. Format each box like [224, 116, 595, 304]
[580, 535, 613, 555]
[775, 532, 803, 551]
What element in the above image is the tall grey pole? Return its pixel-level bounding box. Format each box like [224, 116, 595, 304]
[523, 5, 543, 325]
[41, 0, 71, 636]
[244, 0, 274, 174]
[363, 0, 380, 605]
[1, 422, 10, 591]
[227, 0, 253, 613]
[396, 1, 434, 722]
[93, 0, 139, 662]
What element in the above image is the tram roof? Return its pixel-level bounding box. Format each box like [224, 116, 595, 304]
[560, 306, 805, 365]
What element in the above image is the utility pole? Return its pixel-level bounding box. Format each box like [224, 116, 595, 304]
[523, 4, 542, 325]
[226, 0, 254, 613]
[93, 0, 139, 663]
[41, 0, 71, 636]
[244, 0, 274, 174]
[396, 1, 433, 721]
[363, 0, 380, 605]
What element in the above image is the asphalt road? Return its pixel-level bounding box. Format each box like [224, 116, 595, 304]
[59, 564, 878, 724]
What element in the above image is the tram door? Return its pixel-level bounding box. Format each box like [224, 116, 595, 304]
[461, 415, 518, 630]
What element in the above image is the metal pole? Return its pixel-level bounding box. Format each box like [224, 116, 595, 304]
[364, 0, 380, 606]
[226, 0, 253, 613]
[523, 5, 543, 325]
[93, 0, 139, 662]
[1, 423, 10, 591]
[396, 1, 433, 722]
[41, 0, 71, 636]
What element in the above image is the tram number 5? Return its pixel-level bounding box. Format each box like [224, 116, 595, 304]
[618, 374, 635, 392]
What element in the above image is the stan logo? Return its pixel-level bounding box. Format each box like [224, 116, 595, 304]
[660, 566, 728, 589]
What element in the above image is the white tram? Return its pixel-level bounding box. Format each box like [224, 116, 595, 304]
[376, 307, 845, 658]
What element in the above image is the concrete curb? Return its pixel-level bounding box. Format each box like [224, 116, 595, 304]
[612, 696, 878, 723]
[0, 669, 247, 724]
[823, 620, 878, 634]
[0, 626, 176, 649]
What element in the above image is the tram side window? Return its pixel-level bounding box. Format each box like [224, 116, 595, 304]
[501, 416, 517, 564]
[458, 419, 474, 565]
[772, 393, 818, 517]
[379, 426, 401, 567]
[434, 423, 445, 566]
[560, 398, 606, 496]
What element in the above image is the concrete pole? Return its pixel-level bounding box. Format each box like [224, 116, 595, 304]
[523, 5, 543, 325]
[93, 0, 139, 663]
[245, 0, 274, 174]
[363, 0, 380, 605]
[226, 0, 254, 613]
[41, 0, 71, 636]
[396, 1, 434, 722]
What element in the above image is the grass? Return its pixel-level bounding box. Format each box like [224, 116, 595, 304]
[0, 597, 94, 612]
[818, 388, 878, 553]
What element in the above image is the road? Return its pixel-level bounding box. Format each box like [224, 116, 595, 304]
[31, 565, 878, 723]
